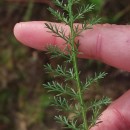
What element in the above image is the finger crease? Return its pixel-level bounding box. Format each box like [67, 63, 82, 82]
[95, 33, 102, 60]
[111, 107, 130, 129]
[53, 35, 57, 46]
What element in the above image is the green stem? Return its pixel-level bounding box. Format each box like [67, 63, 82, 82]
[68, 1, 88, 130]
[71, 29, 88, 130]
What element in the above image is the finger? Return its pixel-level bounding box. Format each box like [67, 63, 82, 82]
[91, 90, 130, 130]
[14, 21, 130, 72]
[14, 21, 70, 50]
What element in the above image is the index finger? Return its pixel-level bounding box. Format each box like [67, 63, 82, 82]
[14, 21, 130, 72]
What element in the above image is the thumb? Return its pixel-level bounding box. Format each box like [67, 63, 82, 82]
[91, 90, 130, 130]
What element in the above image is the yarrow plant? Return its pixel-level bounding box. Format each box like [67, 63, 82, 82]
[43, 0, 111, 130]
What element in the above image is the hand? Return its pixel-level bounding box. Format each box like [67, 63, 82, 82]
[14, 22, 130, 130]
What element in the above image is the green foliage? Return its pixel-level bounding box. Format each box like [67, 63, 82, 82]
[43, 0, 111, 130]
[23, 0, 34, 21]
[89, 0, 104, 7]
[55, 115, 79, 130]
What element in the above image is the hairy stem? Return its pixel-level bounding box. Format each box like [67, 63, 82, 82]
[69, 1, 88, 129]
[44, 1, 110, 130]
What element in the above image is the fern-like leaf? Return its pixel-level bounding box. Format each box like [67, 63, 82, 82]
[82, 72, 107, 92]
[55, 115, 79, 130]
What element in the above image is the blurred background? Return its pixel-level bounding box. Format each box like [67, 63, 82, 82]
[0, 0, 130, 130]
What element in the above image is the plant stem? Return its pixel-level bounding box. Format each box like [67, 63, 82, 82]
[68, 1, 88, 129]
[44, 1, 110, 130]
[71, 28, 88, 130]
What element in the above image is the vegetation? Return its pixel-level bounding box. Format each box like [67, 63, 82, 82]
[43, 0, 111, 130]
[0, 0, 130, 130]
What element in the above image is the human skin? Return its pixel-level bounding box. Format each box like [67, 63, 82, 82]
[14, 22, 130, 130]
